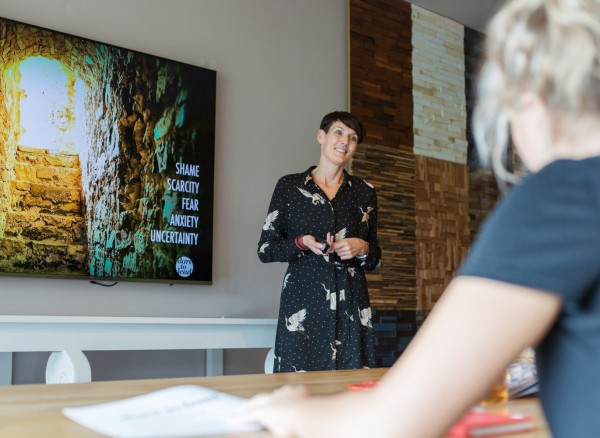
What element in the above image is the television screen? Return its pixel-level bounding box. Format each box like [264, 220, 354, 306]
[0, 17, 216, 284]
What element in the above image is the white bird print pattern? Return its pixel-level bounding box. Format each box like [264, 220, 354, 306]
[282, 273, 291, 289]
[285, 309, 308, 336]
[358, 306, 373, 329]
[335, 228, 347, 241]
[329, 292, 337, 310]
[297, 187, 326, 205]
[360, 206, 374, 228]
[259, 242, 269, 254]
[330, 340, 342, 360]
[348, 267, 356, 277]
[345, 309, 355, 322]
[321, 283, 336, 309]
[339, 289, 346, 301]
[321, 283, 331, 301]
[262, 210, 279, 231]
[304, 175, 312, 185]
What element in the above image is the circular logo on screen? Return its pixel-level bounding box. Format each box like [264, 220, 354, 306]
[176, 256, 194, 277]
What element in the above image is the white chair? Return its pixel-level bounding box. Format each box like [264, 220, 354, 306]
[264, 348, 275, 374]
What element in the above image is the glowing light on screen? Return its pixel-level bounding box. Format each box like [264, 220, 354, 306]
[18, 56, 86, 154]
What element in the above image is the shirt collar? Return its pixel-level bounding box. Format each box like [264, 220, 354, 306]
[303, 166, 350, 187]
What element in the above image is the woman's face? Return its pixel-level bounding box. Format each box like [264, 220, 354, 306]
[317, 121, 359, 166]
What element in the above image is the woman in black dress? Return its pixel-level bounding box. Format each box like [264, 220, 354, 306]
[258, 111, 381, 372]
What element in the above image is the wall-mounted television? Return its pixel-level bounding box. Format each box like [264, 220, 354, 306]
[0, 17, 216, 284]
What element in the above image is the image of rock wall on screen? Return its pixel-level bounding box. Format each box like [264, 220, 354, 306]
[0, 17, 216, 284]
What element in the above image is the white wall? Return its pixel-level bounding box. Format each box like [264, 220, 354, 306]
[0, 0, 348, 382]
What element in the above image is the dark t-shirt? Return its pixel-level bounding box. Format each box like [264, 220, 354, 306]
[459, 157, 600, 438]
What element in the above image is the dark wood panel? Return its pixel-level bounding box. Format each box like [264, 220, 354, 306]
[350, 0, 413, 151]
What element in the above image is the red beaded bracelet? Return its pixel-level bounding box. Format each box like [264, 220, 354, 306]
[295, 235, 308, 250]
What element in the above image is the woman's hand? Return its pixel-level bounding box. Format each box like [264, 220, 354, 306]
[236, 385, 310, 437]
[302, 232, 334, 256]
[331, 237, 368, 260]
[236, 385, 365, 438]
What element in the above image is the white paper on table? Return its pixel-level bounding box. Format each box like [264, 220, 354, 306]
[62, 384, 263, 437]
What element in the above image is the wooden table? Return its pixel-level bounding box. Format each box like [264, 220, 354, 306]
[0, 368, 551, 437]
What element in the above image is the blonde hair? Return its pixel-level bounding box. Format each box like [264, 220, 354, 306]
[473, 0, 600, 183]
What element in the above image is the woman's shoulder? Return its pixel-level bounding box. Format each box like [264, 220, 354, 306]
[497, 156, 600, 221]
[277, 168, 315, 186]
[521, 156, 600, 195]
[541, 155, 600, 175]
[347, 173, 376, 191]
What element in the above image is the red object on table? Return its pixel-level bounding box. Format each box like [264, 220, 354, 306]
[447, 409, 534, 437]
[347, 380, 380, 391]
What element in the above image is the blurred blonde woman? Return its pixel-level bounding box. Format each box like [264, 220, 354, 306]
[240, 0, 600, 437]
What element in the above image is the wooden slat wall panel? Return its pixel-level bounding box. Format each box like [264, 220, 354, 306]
[350, 144, 416, 309]
[350, 1, 497, 316]
[350, 0, 413, 152]
[350, 0, 416, 310]
[415, 156, 470, 310]
[468, 169, 500, 241]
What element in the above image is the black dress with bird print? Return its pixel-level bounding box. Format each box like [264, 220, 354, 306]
[258, 166, 381, 372]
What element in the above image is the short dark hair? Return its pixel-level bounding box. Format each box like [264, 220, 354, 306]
[319, 111, 365, 144]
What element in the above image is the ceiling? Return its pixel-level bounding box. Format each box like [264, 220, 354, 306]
[404, 0, 505, 33]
